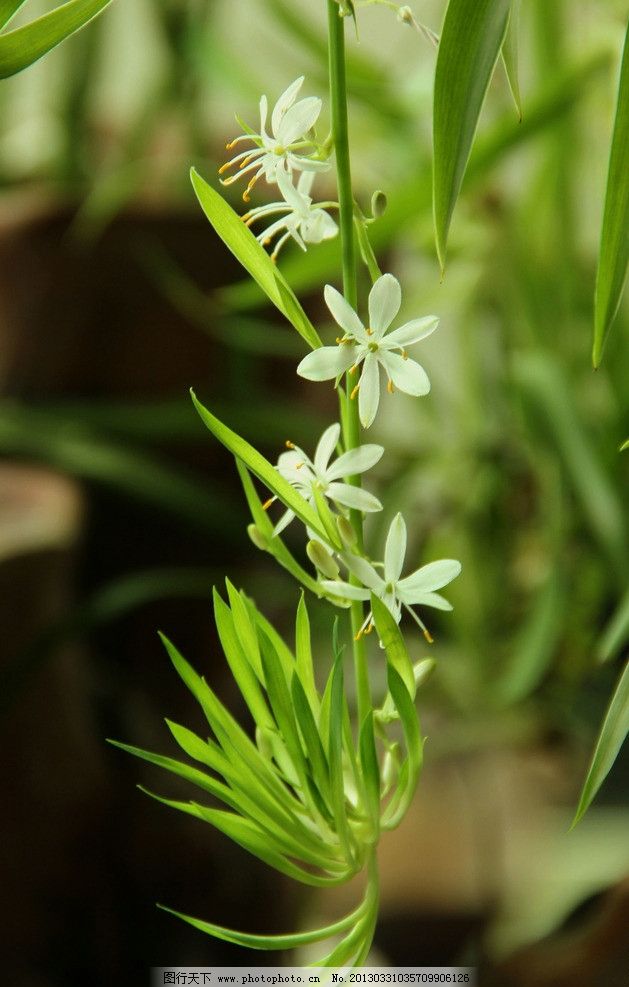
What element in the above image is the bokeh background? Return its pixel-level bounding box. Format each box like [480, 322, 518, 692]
[1, 1, 628, 985]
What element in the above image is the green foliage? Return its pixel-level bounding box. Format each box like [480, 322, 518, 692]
[0, 0, 114, 79]
[593, 21, 629, 366]
[432, 0, 512, 269]
[113, 591, 415, 960]
[572, 662, 629, 826]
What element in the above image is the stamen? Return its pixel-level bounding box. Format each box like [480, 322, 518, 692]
[262, 496, 277, 511]
[387, 379, 395, 394]
[423, 627, 434, 645]
[295, 462, 304, 469]
[218, 162, 232, 175]
[349, 364, 358, 375]
[366, 327, 374, 336]
[350, 382, 360, 400]
[354, 610, 373, 641]
[285, 440, 295, 449]
[402, 349, 409, 360]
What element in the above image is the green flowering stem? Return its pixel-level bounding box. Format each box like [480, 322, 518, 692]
[327, 0, 372, 729]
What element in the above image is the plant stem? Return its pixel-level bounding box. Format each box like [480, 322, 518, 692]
[327, 0, 372, 728]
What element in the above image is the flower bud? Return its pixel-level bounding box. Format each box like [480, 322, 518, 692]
[336, 514, 356, 549]
[247, 523, 269, 551]
[397, 5, 414, 24]
[307, 539, 340, 579]
[370, 189, 387, 219]
[382, 742, 401, 793]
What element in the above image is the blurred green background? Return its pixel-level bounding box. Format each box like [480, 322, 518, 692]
[0, 1, 627, 985]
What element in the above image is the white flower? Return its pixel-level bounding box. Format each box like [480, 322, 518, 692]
[321, 513, 461, 640]
[219, 77, 330, 202]
[296, 273, 438, 428]
[267, 422, 384, 536]
[242, 172, 338, 261]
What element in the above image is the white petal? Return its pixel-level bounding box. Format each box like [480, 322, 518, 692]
[384, 513, 407, 583]
[287, 154, 331, 173]
[277, 97, 321, 145]
[320, 579, 370, 601]
[381, 352, 430, 396]
[302, 209, 338, 244]
[413, 592, 453, 611]
[397, 559, 462, 599]
[343, 554, 383, 592]
[325, 443, 384, 481]
[368, 273, 401, 335]
[358, 355, 380, 428]
[259, 94, 269, 135]
[327, 483, 382, 513]
[297, 345, 356, 381]
[314, 423, 341, 474]
[297, 171, 315, 196]
[271, 76, 304, 135]
[385, 315, 439, 348]
[272, 509, 295, 536]
[276, 169, 305, 212]
[324, 284, 366, 339]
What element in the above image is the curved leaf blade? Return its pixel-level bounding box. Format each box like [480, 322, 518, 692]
[593, 22, 629, 367]
[433, 0, 511, 269]
[572, 662, 629, 826]
[190, 168, 321, 351]
[502, 0, 522, 119]
[0, 0, 113, 79]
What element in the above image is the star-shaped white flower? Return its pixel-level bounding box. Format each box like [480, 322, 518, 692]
[219, 77, 330, 202]
[321, 513, 461, 639]
[267, 422, 384, 536]
[296, 274, 438, 428]
[242, 172, 338, 261]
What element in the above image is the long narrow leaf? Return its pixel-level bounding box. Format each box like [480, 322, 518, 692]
[433, 0, 512, 268]
[370, 594, 415, 697]
[291, 672, 332, 811]
[0, 0, 113, 79]
[593, 22, 629, 366]
[0, 0, 27, 30]
[381, 665, 422, 829]
[501, 0, 522, 119]
[295, 593, 320, 715]
[190, 168, 321, 351]
[358, 711, 380, 832]
[191, 390, 338, 548]
[212, 588, 274, 731]
[158, 897, 367, 950]
[328, 655, 354, 864]
[572, 662, 629, 826]
[224, 580, 263, 680]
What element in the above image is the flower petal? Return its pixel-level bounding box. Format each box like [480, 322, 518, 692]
[358, 355, 380, 428]
[320, 579, 370, 602]
[385, 315, 439, 348]
[276, 169, 306, 212]
[324, 284, 366, 339]
[297, 345, 356, 381]
[302, 209, 338, 244]
[271, 76, 304, 135]
[277, 97, 321, 145]
[413, 592, 453, 611]
[272, 508, 295, 536]
[343, 553, 383, 592]
[381, 352, 430, 396]
[325, 443, 384, 481]
[259, 94, 269, 135]
[368, 273, 401, 336]
[326, 482, 382, 513]
[314, 423, 341, 474]
[397, 559, 462, 599]
[384, 512, 407, 583]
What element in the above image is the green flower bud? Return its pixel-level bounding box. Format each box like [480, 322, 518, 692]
[307, 539, 340, 579]
[336, 514, 356, 549]
[247, 523, 268, 551]
[370, 189, 387, 219]
[413, 658, 436, 689]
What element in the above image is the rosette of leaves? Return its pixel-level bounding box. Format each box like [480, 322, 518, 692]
[111, 585, 422, 966]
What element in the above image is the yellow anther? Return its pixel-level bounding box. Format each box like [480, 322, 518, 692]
[366, 327, 374, 336]
[350, 382, 360, 400]
[402, 349, 409, 360]
[295, 461, 304, 469]
[349, 363, 358, 375]
[285, 440, 296, 449]
[423, 627, 434, 645]
[364, 621, 374, 635]
[354, 627, 364, 641]
[239, 153, 256, 169]
[225, 139, 240, 150]
[387, 379, 395, 394]
[218, 162, 231, 175]
[262, 497, 275, 511]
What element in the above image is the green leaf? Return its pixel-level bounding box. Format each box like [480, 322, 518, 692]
[158, 898, 367, 950]
[593, 23, 629, 367]
[328, 655, 354, 864]
[190, 168, 321, 351]
[433, 0, 512, 269]
[501, 0, 522, 119]
[191, 390, 339, 549]
[212, 588, 274, 731]
[381, 664, 422, 830]
[236, 461, 322, 596]
[291, 672, 332, 811]
[224, 579, 263, 680]
[295, 593, 320, 715]
[370, 594, 415, 697]
[572, 662, 629, 827]
[358, 711, 380, 831]
[598, 588, 629, 663]
[0, 0, 27, 30]
[0, 0, 113, 79]
[621, 438, 629, 452]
